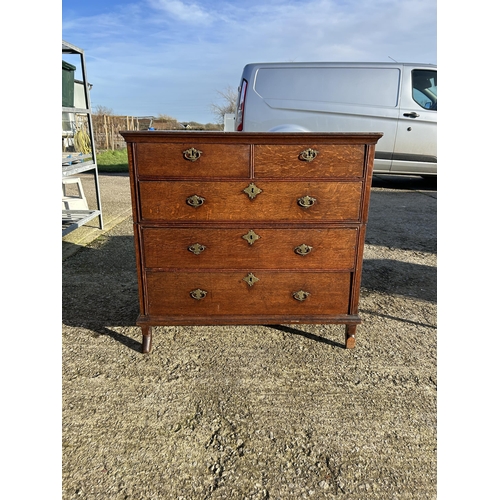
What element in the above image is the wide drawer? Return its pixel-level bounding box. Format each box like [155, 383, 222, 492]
[145, 271, 351, 316]
[135, 143, 250, 178]
[142, 227, 358, 270]
[254, 144, 366, 178]
[139, 181, 363, 222]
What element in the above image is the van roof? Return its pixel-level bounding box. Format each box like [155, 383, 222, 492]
[243, 62, 436, 69]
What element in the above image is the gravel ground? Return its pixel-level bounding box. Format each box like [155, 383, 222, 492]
[62, 175, 437, 499]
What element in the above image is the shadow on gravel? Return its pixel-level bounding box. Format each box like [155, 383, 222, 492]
[265, 324, 345, 349]
[371, 174, 437, 191]
[93, 326, 143, 352]
[359, 308, 437, 330]
[366, 191, 436, 253]
[361, 259, 437, 303]
[62, 235, 141, 349]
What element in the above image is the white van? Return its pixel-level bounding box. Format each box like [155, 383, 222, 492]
[235, 62, 437, 176]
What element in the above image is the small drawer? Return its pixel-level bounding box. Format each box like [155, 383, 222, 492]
[145, 271, 351, 317]
[135, 143, 250, 178]
[254, 144, 365, 178]
[139, 181, 363, 222]
[142, 227, 358, 270]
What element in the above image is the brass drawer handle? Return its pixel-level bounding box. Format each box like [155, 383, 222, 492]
[183, 147, 202, 161]
[186, 194, 205, 207]
[297, 195, 316, 208]
[293, 290, 310, 301]
[242, 230, 260, 245]
[188, 243, 206, 255]
[294, 244, 313, 256]
[190, 288, 207, 300]
[299, 148, 319, 162]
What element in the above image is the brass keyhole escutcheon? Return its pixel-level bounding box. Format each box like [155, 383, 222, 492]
[297, 195, 316, 208]
[243, 272, 259, 287]
[183, 147, 202, 162]
[188, 243, 206, 255]
[242, 230, 260, 245]
[293, 290, 310, 301]
[190, 289, 207, 300]
[299, 148, 319, 162]
[294, 244, 313, 256]
[243, 183, 262, 200]
[186, 194, 205, 207]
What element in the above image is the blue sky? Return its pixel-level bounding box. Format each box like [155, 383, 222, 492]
[62, 0, 437, 124]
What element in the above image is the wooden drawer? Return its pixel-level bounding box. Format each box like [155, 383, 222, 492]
[142, 227, 358, 270]
[145, 271, 351, 316]
[254, 144, 365, 178]
[135, 143, 250, 178]
[139, 181, 363, 222]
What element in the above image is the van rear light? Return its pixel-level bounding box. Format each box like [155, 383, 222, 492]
[235, 79, 248, 131]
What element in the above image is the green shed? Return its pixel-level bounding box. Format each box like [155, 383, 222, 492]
[62, 60, 76, 107]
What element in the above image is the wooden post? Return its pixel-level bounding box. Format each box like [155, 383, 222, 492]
[104, 115, 109, 150]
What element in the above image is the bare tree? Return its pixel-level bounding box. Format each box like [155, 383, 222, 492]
[211, 86, 238, 124]
[93, 104, 114, 115]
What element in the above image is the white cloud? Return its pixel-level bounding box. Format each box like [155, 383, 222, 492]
[151, 0, 214, 23]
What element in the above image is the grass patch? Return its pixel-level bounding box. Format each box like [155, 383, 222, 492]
[96, 148, 129, 173]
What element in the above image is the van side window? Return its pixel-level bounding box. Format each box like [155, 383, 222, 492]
[412, 70, 437, 111]
[256, 68, 401, 108]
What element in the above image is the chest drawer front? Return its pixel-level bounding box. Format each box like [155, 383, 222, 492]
[135, 143, 250, 178]
[254, 144, 365, 178]
[146, 271, 351, 317]
[139, 181, 363, 222]
[142, 227, 358, 270]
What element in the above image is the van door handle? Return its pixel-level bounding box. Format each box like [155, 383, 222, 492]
[403, 112, 420, 118]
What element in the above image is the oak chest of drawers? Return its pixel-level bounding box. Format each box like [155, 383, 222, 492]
[121, 131, 382, 353]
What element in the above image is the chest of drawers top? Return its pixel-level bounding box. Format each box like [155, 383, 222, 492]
[122, 131, 382, 179]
